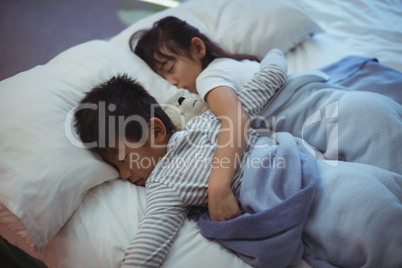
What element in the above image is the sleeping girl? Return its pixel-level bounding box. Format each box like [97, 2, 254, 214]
[130, 16, 402, 176]
[130, 16, 261, 222]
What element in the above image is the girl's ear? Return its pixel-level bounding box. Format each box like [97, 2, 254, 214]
[147, 117, 167, 145]
[191, 37, 206, 59]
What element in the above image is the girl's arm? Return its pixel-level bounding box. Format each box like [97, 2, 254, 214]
[205, 86, 249, 221]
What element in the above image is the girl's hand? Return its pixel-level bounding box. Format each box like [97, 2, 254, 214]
[208, 180, 241, 221]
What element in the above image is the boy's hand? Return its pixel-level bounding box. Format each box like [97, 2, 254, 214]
[208, 183, 241, 221]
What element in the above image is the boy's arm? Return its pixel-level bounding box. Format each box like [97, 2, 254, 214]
[121, 183, 187, 268]
[238, 49, 288, 117]
[206, 86, 248, 221]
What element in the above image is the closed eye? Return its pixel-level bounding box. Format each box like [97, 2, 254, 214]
[121, 154, 128, 162]
[168, 62, 175, 73]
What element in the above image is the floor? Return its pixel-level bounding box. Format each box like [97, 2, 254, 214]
[0, 251, 15, 268]
[0, 0, 169, 81]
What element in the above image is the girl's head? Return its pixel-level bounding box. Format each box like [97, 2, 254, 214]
[130, 16, 213, 71]
[130, 16, 259, 91]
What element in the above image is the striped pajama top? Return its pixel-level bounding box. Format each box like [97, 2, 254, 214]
[121, 49, 288, 267]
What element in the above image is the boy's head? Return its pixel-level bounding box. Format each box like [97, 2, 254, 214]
[74, 74, 176, 185]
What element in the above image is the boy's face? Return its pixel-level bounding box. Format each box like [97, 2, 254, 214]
[100, 139, 165, 186]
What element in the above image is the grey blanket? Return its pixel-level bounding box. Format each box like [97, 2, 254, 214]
[197, 58, 402, 268]
[199, 134, 318, 268]
[254, 57, 402, 174]
[199, 132, 402, 268]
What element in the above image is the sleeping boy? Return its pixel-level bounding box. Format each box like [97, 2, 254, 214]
[74, 48, 287, 267]
[74, 48, 402, 268]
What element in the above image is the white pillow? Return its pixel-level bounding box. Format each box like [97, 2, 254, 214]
[110, 0, 323, 58]
[0, 40, 188, 251]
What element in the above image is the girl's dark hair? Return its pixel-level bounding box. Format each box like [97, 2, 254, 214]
[130, 16, 260, 71]
[74, 74, 176, 152]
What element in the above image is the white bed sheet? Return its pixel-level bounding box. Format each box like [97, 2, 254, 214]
[4, 0, 402, 267]
[35, 181, 253, 268]
[19, 180, 313, 268]
[286, 0, 402, 73]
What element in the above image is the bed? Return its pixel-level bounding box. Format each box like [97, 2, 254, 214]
[0, 0, 401, 267]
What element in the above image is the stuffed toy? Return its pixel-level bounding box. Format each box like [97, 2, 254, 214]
[163, 95, 209, 130]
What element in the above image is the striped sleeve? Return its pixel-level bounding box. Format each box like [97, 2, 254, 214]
[237, 49, 287, 118]
[121, 183, 188, 268]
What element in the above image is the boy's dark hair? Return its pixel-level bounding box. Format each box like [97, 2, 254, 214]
[74, 74, 176, 152]
[130, 16, 260, 72]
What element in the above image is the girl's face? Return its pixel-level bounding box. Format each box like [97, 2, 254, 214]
[155, 38, 206, 94]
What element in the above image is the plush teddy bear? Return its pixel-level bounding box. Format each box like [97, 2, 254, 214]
[163, 95, 209, 130]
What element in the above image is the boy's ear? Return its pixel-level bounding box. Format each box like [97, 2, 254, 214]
[147, 117, 167, 144]
[191, 37, 206, 59]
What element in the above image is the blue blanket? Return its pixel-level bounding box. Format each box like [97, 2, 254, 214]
[320, 56, 402, 104]
[195, 57, 402, 268]
[198, 133, 402, 268]
[199, 134, 318, 268]
[255, 56, 402, 175]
